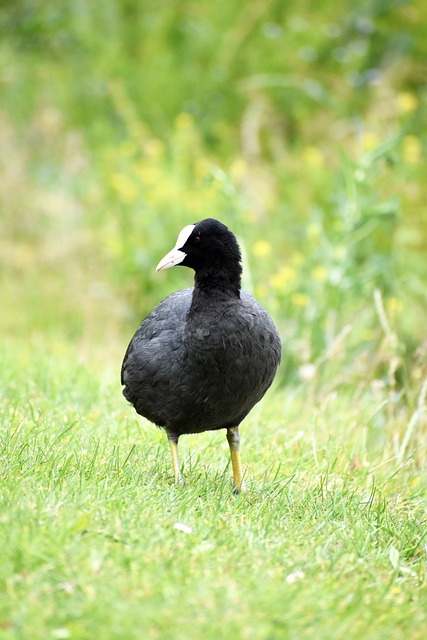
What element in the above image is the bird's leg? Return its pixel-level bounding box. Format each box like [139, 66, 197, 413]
[226, 427, 246, 494]
[166, 431, 183, 484]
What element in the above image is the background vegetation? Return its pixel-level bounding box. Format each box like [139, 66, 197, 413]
[1, 1, 426, 638]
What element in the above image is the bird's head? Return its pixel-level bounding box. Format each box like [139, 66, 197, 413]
[156, 218, 241, 274]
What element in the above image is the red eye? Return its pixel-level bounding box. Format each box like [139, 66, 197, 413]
[193, 235, 201, 243]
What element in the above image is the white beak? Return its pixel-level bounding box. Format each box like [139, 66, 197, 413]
[156, 248, 186, 271]
[155, 224, 196, 272]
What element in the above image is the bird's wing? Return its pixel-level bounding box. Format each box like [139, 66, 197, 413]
[121, 288, 193, 385]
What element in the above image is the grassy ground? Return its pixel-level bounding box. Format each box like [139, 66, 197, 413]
[1, 2, 427, 638]
[1, 338, 426, 640]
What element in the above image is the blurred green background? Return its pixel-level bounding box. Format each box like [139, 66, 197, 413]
[1, 4, 427, 638]
[1, 0, 426, 386]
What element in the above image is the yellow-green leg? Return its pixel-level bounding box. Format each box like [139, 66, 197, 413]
[227, 427, 246, 494]
[166, 432, 183, 484]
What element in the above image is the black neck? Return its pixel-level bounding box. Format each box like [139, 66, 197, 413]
[191, 264, 241, 309]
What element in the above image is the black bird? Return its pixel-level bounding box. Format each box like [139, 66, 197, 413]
[121, 218, 281, 492]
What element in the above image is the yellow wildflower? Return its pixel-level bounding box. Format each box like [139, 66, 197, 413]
[361, 131, 379, 153]
[386, 297, 403, 313]
[302, 146, 324, 168]
[312, 265, 328, 281]
[291, 292, 309, 307]
[402, 135, 422, 164]
[397, 92, 418, 115]
[253, 240, 272, 258]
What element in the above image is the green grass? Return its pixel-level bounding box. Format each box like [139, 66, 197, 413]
[1, 1, 426, 637]
[1, 342, 426, 640]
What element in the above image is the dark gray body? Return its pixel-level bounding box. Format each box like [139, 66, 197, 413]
[121, 288, 281, 437]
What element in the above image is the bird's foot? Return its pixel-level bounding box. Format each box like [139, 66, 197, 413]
[232, 480, 246, 495]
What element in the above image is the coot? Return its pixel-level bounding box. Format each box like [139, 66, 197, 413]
[121, 218, 281, 492]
